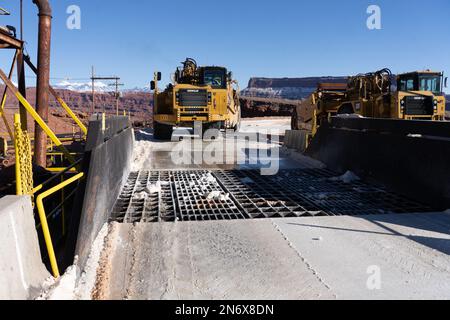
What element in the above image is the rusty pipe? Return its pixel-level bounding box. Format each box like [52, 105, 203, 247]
[33, 0, 52, 167]
[33, 0, 52, 17]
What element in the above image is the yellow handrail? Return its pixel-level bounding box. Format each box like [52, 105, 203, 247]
[35, 172, 84, 278]
[23, 55, 88, 137]
[50, 86, 88, 136]
[0, 68, 77, 166]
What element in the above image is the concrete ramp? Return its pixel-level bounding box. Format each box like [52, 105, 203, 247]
[92, 212, 450, 300]
[93, 220, 334, 300]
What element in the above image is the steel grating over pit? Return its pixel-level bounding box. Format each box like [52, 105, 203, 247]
[110, 169, 435, 223]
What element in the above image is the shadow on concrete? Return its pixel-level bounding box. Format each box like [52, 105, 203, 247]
[365, 214, 450, 256]
[287, 213, 450, 256]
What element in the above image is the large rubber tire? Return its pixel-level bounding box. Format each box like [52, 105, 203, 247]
[338, 104, 354, 115]
[291, 110, 299, 130]
[202, 122, 221, 140]
[153, 121, 173, 141]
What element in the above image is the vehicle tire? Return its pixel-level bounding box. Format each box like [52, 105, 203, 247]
[291, 109, 299, 130]
[153, 121, 173, 140]
[202, 122, 220, 140]
[338, 104, 354, 115]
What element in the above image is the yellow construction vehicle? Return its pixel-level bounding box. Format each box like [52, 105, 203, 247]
[292, 82, 347, 130]
[151, 58, 241, 140]
[292, 69, 447, 130]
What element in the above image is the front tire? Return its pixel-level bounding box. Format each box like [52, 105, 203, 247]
[153, 121, 173, 140]
[202, 122, 221, 140]
[291, 109, 300, 130]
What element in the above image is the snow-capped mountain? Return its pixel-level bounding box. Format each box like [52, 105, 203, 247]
[241, 77, 349, 100]
[52, 80, 152, 94]
[53, 80, 112, 93]
[123, 85, 151, 93]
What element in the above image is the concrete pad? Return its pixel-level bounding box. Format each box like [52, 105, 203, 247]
[272, 213, 450, 300]
[95, 220, 334, 300]
[0, 196, 51, 300]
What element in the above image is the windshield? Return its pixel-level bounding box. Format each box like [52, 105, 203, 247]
[398, 74, 442, 93]
[203, 69, 226, 88]
[399, 78, 415, 91]
[418, 75, 441, 93]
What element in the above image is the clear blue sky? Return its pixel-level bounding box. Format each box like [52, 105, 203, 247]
[1, 0, 449, 91]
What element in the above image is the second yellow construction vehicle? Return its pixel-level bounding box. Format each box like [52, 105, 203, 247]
[292, 68, 447, 130]
[151, 58, 241, 140]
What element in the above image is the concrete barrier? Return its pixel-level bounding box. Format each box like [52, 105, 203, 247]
[284, 130, 309, 153]
[0, 196, 51, 300]
[65, 116, 134, 270]
[307, 118, 450, 210]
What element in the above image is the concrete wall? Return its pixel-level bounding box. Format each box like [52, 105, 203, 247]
[307, 118, 450, 210]
[71, 117, 134, 270]
[0, 196, 51, 300]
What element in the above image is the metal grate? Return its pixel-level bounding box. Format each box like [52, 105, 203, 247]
[110, 171, 177, 223]
[215, 169, 432, 217]
[110, 169, 434, 223]
[172, 171, 246, 221]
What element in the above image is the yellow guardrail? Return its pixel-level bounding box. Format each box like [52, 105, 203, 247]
[50, 86, 88, 136]
[36, 172, 84, 278]
[13, 111, 85, 278]
[0, 69, 77, 167]
[23, 55, 88, 137]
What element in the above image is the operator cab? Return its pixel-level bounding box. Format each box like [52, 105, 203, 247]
[199, 67, 228, 89]
[398, 71, 444, 94]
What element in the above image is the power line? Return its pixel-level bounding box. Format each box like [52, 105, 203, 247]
[90, 66, 124, 115]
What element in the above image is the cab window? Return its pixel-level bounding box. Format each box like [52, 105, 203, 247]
[419, 76, 441, 93]
[399, 77, 415, 91]
[203, 70, 226, 89]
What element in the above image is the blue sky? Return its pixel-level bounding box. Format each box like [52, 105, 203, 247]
[1, 0, 449, 91]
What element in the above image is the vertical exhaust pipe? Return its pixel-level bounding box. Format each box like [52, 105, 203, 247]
[33, 0, 52, 167]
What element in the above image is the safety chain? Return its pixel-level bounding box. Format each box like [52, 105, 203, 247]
[14, 116, 34, 196]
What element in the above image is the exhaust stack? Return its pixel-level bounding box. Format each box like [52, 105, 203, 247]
[33, 0, 52, 167]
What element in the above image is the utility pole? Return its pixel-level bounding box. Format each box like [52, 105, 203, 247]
[90, 69, 122, 115]
[109, 79, 124, 116]
[91, 66, 95, 114]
